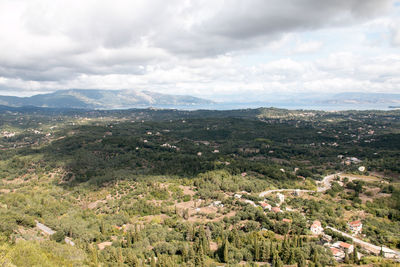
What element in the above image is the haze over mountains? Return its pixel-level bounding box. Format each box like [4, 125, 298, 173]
[0, 89, 214, 109]
[0, 89, 399, 110]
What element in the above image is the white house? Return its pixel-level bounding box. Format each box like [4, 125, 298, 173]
[332, 241, 354, 254]
[260, 202, 271, 211]
[310, 220, 324, 235]
[276, 193, 285, 204]
[347, 220, 362, 235]
[330, 247, 345, 261]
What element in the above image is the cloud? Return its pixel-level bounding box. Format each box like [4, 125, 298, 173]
[0, 0, 397, 99]
[294, 41, 323, 53]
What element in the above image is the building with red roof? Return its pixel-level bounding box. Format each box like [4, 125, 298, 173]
[347, 220, 362, 235]
[310, 220, 323, 235]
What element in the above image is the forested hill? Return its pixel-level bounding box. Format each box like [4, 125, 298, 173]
[0, 89, 214, 109]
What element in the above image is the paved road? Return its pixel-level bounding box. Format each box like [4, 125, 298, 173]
[258, 172, 340, 197]
[317, 173, 341, 192]
[36, 221, 56, 235]
[259, 188, 313, 198]
[326, 226, 400, 259]
[258, 172, 400, 260]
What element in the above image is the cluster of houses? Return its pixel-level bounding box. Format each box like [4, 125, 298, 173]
[234, 192, 285, 213]
[309, 219, 363, 261]
[330, 242, 355, 261]
[1, 131, 16, 138]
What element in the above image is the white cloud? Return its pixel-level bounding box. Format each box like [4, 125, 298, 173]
[0, 0, 398, 100]
[294, 41, 323, 53]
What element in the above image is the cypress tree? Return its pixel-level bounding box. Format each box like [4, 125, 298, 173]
[254, 234, 260, 261]
[223, 238, 229, 263]
[182, 244, 188, 262]
[90, 246, 98, 267]
[188, 244, 195, 262]
[262, 240, 270, 261]
[352, 247, 358, 265]
[297, 252, 306, 267]
[150, 256, 156, 267]
[117, 247, 124, 264]
[195, 244, 205, 267]
[281, 235, 291, 263]
[344, 249, 350, 264]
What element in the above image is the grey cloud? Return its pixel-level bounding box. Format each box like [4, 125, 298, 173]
[0, 0, 394, 84]
[201, 0, 391, 39]
[152, 0, 392, 57]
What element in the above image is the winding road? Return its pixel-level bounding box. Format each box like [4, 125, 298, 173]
[258, 172, 340, 197]
[258, 172, 400, 260]
[326, 226, 400, 259]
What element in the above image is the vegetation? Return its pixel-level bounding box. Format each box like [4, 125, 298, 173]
[0, 106, 399, 266]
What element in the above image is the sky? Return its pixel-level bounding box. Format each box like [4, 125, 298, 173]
[0, 0, 399, 102]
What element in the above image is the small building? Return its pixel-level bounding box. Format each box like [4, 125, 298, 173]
[234, 194, 242, 199]
[322, 234, 332, 243]
[332, 241, 354, 254]
[244, 199, 257, 207]
[276, 193, 285, 204]
[330, 247, 345, 261]
[271, 207, 281, 213]
[282, 218, 292, 223]
[65, 237, 75, 246]
[310, 220, 324, 235]
[347, 220, 362, 235]
[293, 190, 299, 197]
[210, 201, 224, 208]
[260, 202, 271, 211]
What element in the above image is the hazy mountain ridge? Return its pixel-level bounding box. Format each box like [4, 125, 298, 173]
[321, 92, 400, 105]
[0, 90, 399, 110]
[0, 89, 214, 109]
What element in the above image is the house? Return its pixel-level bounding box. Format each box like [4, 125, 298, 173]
[244, 199, 257, 207]
[282, 218, 292, 223]
[330, 247, 345, 261]
[293, 189, 301, 196]
[310, 220, 324, 235]
[234, 194, 242, 199]
[210, 201, 224, 208]
[348, 220, 362, 235]
[271, 207, 281, 213]
[322, 234, 332, 243]
[260, 202, 272, 211]
[276, 193, 285, 204]
[65, 237, 75, 246]
[332, 241, 354, 254]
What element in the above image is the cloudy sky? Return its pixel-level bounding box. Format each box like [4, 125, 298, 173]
[0, 0, 399, 101]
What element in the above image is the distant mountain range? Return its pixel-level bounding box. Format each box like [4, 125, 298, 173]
[319, 92, 400, 105]
[0, 90, 399, 110]
[0, 89, 214, 109]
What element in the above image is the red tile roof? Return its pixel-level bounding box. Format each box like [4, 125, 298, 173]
[330, 247, 341, 255]
[348, 220, 362, 226]
[271, 207, 280, 212]
[340, 242, 352, 249]
[311, 220, 321, 227]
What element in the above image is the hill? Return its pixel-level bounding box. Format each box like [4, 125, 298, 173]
[0, 89, 214, 109]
